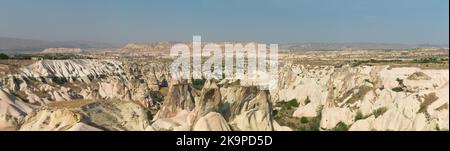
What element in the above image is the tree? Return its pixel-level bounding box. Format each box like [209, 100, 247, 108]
[0, 53, 10, 59]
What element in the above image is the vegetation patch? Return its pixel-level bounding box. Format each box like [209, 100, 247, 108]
[391, 87, 404, 92]
[285, 99, 299, 109]
[333, 122, 349, 131]
[304, 96, 311, 105]
[300, 117, 309, 124]
[146, 109, 153, 122]
[0, 53, 10, 59]
[354, 108, 387, 121]
[192, 79, 206, 90]
[354, 111, 370, 121]
[273, 102, 322, 131]
[412, 57, 443, 64]
[418, 93, 438, 113]
[373, 107, 388, 118]
[352, 59, 402, 67]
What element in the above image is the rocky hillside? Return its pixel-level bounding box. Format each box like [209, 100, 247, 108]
[41, 48, 83, 53]
[118, 42, 173, 54]
[0, 58, 448, 131]
[273, 64, 448, 131]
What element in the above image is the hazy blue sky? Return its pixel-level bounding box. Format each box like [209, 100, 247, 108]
[0, 0, 448, 45]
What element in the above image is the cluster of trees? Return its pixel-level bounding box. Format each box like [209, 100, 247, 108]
[0, 53, 10, 59]
[1, 52, 93, 60]
[412, 57, 445, 64]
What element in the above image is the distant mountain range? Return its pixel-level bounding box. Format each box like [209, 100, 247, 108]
[280, 42, 449, 51]
[1, 37, 448, 54]
[0, 37, 119, 53]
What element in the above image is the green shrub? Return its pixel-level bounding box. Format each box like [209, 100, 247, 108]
[309, 105, 324, 131]
[334, 122, 349, 131]
[412, 57, 441, 64]
[300, 117, 309, 124]
[277, 99, 300, 110]
[304, 96, 311, 105]
[192, 79, 206, 90]
[272, 110, 278, 116]
[396, 78, 404, 85]
[373, 107, 388, 118]
[355, 111, 365, 121]
[284, 99, 299, 109]
[0, 53, 10, 59]
[146, 109, 153, 122]
[309, 116, 321, 131]
[391, 87, 403, 92]
[149, 91, 164, 102]
[435, 125, 440, 131]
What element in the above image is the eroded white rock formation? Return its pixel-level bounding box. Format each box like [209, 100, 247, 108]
[1, 58, 447, 131]
[274, 64, 449, 131]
